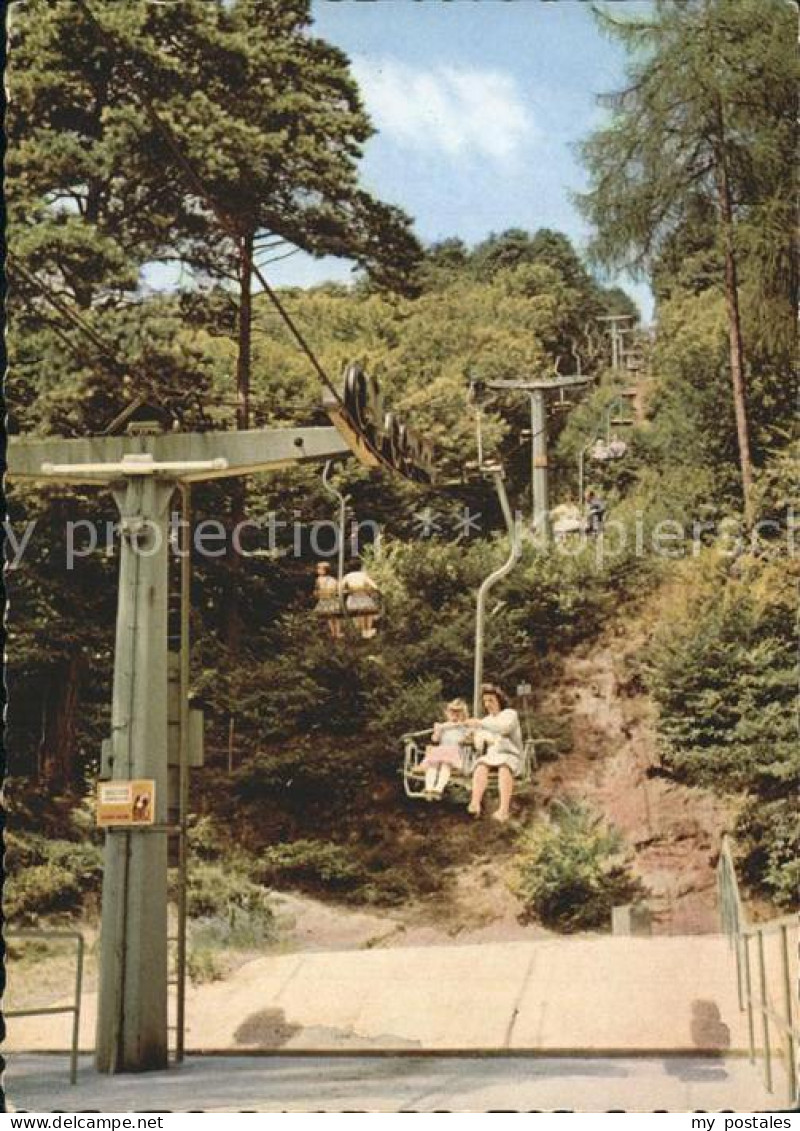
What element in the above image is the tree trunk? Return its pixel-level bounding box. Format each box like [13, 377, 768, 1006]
[236, 230, 254, 433]
[714, 108, 754, 527]
[38, 655, 81, 790]
[225, 230, 254, 650]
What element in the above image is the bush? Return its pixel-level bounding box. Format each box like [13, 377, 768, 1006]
[647, 572, 796, 791]
[256, 839, 367, 892]
[186, 945, 226, 985]
[645, 552, 797, 905]
[186, 862, 272, 922]
[230, 739, 381, 811]
[187, 815, 230, 862]
[736, 798, 800, 910]
[5, 863, 84, 923]
[178, 863, 276, 975]
[371, 676, 445, 740]
[182, 862, 274, 952]
[514, 801, 644, 931]
[4, 831, 103, 924]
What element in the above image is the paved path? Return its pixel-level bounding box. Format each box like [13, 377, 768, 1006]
[6, 936, 750, 1054]
[5, 1053, 778, 1113]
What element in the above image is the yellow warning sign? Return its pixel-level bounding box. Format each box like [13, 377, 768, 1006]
[97, 780, 156, 827]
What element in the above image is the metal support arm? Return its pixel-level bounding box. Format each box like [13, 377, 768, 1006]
[473, 469, 522, 716]
[321, 460, 348, 614]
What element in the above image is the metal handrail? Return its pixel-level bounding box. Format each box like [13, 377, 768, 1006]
[741, 914, 799, 936]
[717, 836, 798, 1105]
[5, 929, 85, 1085]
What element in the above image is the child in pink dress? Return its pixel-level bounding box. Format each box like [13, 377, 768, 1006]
[420, 698, 469, 800]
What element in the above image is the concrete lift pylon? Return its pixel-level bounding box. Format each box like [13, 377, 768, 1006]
[7, 423, 352, 1073]
[596, 313, 634, 373]
[486, 374, 591, 542]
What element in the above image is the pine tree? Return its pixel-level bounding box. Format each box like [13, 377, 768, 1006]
[10, 0, 423, 653]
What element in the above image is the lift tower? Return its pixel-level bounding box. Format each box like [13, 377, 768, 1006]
[487, 373, 591, 542]
[8, 423, 351, 1072]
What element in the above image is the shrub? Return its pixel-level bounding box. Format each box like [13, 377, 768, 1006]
[186, 945, 226, 985]
[230, 739, 379, 810]
[256, 839, 367, 892]
[371, 676, 445, 740]
[183, 862, 275, 953]
[514, 801, 644, 931]
[179, 862, 276, 972]
[5, 863, 84, 923]
[645, 552, 797, 904]
[736, 798, 800, 910]
[4, 831, 103, 924]
[187, 815, 229, 862]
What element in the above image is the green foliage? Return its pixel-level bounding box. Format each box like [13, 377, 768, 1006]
[370, 677, 445, 741]
[257, 840, 367, 891]
[579, 0, 797, 515]
[182, 862, 275, 976]
[8, 0, 795, 932]
[736, 799, 800, 910]
[579, 0, 797, 278]
[646, 551, 797, 905]
[645, 290, 743, 507]
[186, 815, 230, 863]
[646, 556, 796, 792]
[185, 862, 272, 926]
[5, 863, 83, 924]
[5, 831, 103, 924]
[3, 781, 104, 923]
[186, 946, 227, 986]
[514, 801, 644, 931]
[8, 0, 421, 301]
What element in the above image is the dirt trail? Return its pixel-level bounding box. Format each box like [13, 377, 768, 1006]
[534, 621, 734, 934]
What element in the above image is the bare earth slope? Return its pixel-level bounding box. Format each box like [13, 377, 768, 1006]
[534, 621, 733, 935]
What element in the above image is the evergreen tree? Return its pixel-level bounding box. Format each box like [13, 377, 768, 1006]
[578, 0, 797, 525]
[9, 0, 423, 650]
[7, 0, 423, 774]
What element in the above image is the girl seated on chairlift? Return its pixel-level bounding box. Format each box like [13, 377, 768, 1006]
[420, 698, 470, 800]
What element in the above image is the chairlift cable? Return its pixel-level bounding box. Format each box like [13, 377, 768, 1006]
[9, 255, 129, 370]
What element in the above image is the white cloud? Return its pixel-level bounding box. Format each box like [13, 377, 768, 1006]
[352, 57, 535, 162]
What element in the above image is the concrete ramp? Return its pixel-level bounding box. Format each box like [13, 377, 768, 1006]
[187, 935, 746, 1053]
[6, 935, 749, 1054]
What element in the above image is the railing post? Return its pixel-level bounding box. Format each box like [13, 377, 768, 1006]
[757, 931, 773, 1093]
[6, 930, 85, 1085]
[734, 933, 745, 1013]
[743, 934, 756, 1064]
[780, 923, 798, 1106]
[718, 839, 745, 1012]
[716, 837, 799, 1102]
[71, 934, 85, 1086]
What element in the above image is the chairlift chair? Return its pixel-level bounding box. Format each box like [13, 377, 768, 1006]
[317, 460, 382, 640]
[550, 502, 584, 540]
[398, 456, 555, 802]
[400, 725, 555, 800]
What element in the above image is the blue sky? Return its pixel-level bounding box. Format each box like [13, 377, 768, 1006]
[145, 1, 655, 321]
[274, 0, 655, 321]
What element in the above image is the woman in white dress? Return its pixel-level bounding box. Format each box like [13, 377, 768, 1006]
[467, 684, 523, 822]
